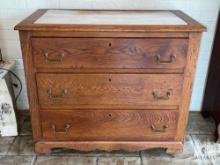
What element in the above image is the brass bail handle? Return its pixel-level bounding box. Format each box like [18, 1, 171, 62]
[150, 124, 168, 132]
[44, 52, 65, 64]
[156, 54, 176, 64]
[47, 88, 68, 101]
[51, 124, 71, 134]
[152, 89, 172, 100]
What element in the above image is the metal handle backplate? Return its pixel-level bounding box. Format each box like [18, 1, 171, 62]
[156, 54, 176, 64]
[47, 88, 68, 101]
[44, 53, 65, 64]
[51, 124, 71, 134]
[152, 89, 172, 100]
[150, 124, 168, 132]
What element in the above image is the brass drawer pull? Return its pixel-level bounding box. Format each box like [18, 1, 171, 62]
[152, 89, 172, 100]
[156, 54, 176, 64]
[150, 124, 168, 132]
[51, 124, 71, 134]
[47, 88, 68, 101]
[44, 52, 65, 64]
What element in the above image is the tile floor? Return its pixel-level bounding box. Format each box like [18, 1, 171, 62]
[0, 112, 219, 165]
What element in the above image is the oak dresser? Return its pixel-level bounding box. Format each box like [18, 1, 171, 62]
[15, 9, 206, 154]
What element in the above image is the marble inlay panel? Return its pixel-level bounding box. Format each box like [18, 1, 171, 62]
[35, 10, 187, 25]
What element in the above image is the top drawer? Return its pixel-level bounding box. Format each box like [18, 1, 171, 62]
[32, 38, 188, 70]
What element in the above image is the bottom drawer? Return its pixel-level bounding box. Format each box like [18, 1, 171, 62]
[41, 110, 178, 141]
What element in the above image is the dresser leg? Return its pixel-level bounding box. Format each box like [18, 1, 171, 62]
[166, 147, 183, 154]
[35, 142, 52, 154]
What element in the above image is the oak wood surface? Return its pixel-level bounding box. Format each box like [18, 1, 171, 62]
[15, 9, 205, 154]
[32, 38, 188, 70]
[36, 73, 184, 109]
[32, 31, 189, 38]
[35, 141, 183, 154]
[41, 110, 178, 141]
[176, 33, 202, 141]
[19, 31, 42, 140]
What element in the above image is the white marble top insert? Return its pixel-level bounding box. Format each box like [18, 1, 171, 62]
[35, 10, 187, 25]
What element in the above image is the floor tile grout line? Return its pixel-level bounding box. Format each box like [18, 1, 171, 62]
[190, 134, 217, 165]
[190, 134, 209, 165]
[96, 157, 99, 165]
[94, 156, 142, 165]
[189, 134, 203, 165]
[18, 136, 22, 155]
[30, 154, 37, 165]
[5, 136, 17, 155]
[139, 151, 143, 165]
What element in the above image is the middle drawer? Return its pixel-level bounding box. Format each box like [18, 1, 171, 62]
[36, 74, 183, 109]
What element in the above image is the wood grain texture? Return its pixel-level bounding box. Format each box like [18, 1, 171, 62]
[32, 31, 189, 38]
[41, 110, 178, 141]
[19, 31, 42, 140]
[35, 141, 183, 154]
[32, 38, 188, 70]
[176, 33, 202, 142]
[36, 74, 184, 109]
[172, 11, 205, 26]
[15, 9, 205, 154]
[35, 68, 185, 74]
[17, 9, 46, 25]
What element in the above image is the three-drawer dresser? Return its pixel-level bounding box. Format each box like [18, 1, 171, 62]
[15, 9, 206, 154]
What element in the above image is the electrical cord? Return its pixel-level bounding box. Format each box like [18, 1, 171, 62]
[0, 67, 22, 102]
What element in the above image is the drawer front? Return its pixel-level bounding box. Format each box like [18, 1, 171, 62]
[37, 74, 183, 109]
[32, 38, 188, 70]
[41, 110, 178, 141]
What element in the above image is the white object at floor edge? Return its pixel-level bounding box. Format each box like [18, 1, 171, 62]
[0, 61, 18, 136]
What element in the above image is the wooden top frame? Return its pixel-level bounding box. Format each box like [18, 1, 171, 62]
[14, 9, 206, 32]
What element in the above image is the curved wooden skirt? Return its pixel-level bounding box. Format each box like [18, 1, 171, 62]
[35, 141, 183, 154]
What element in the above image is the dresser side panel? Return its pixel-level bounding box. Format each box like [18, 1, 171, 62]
[19, 31, 42, 140]
[176, 33, 202, 141]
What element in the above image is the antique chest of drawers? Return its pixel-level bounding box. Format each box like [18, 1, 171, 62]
[15, 9, 206, 154]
